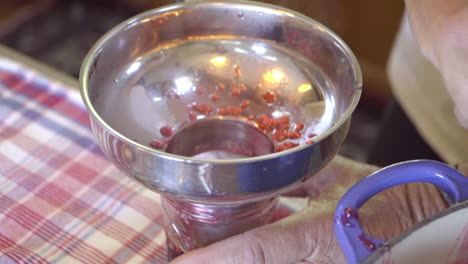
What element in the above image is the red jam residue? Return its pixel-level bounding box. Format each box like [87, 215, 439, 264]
[240, 100, 250, 110]
[149, 140, 166, 150]
[263, 91, 277, 103]
[256, 115, 276, 133]
[275, 142, 299, 152]
[231, 88, 241, 96]
[234, 65, 241, 78]
[295, 122, 305, 132]
[216, 83, 225, 92]
[286, 131, 301, 139]
[273, 131, 287, 142]
[191, 104, 212, 115]
[188, 112, 197, 121]
[160, 126, 173, 137]
[274, 115, 290, 131]
[218, 106, 244, 116]
[210, 93, 220, 102]
[358, 234, 376, 251]
[223, 140, 254, 157]
[341, 207, 358, 227]
[151, 67, 322, 153]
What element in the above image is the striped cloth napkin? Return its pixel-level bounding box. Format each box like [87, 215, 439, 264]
[0, 57, 307, 264]
[0, 58, 167, 264]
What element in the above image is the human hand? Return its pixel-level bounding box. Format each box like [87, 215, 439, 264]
[170, 156, 449, 264]
[404, 1, 468, 128]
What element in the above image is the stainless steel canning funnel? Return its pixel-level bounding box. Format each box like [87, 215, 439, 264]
[79, 0, 362, 204]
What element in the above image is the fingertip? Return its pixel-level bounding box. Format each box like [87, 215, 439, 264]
[170, 248, 215, 264]
[169, 249, 207, 264]
[169, 241, 234, 264]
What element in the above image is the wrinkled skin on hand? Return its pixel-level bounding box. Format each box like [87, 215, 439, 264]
[405, 2, 468, 129]
[171, 156, 467, 264]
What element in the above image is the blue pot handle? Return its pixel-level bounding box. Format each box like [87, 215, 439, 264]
[334, 160, 468, 264]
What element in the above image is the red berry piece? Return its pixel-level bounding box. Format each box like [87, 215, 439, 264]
[216, 83, 225, 91]
[234, 65, 241, 78]
[160, 126, 173, 137]
[263, 91, 277, 103]
[210, 93, 220, 102]
[218, 106, 243, 116]
[188, 112, 197, 121]
[149, 140, 166, 150]
[275, 142, 299, 152]
[192, 104, 212, 115]
[240, 100, 250, 109]
[295, 122, 305, 132]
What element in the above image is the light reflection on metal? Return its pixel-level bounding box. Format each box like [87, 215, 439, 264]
[140, 18, 151, 23]
[263, 55, 277, 61]
[251, 44, 266, 54]
[298, 83, 312, 93]
[234, 47, 248, 54]
[126, 61, 141, 75]
[174, 76, 193, 94]
[263, 69, 285, 84]
[271, 110, 290, 119]
[209, 56, 228, 67]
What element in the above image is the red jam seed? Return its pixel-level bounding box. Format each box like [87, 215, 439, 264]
[234, 65, 241, 78]
[231, 88, 241, 96]
[188, 112, 197, 121]
[295, 122, 305, 132]
[216, 83, 225, 91]
[306, 140, 315, 145]
[287, 131, 301, 139]
[358, 234, 376, 251]
[308, 133, 317, 138]
[218, 106, 244, 116]
[263, 91, 277, 103]
[341, 208, 358, 227]
[275, 142, 299, 152]
[256, 115, 275, 133]
[240, 100, 250, 109]
[274, 115, 290, 130]
[149, 140, 166, 150]
[160, 126, 173, 137]
[210, 93, 220, 102]
[344, 208, 358, 219]
[192, 104, 212, 115]
[273, 131, 287, 142]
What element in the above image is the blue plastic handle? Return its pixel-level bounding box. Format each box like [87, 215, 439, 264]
[334, 160, 468, 264]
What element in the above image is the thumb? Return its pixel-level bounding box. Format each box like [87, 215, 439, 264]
[170, 207, 342, 264]
[457, 162, 468, 176]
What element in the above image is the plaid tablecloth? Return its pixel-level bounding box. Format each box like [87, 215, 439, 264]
[0, 58, 167, 264]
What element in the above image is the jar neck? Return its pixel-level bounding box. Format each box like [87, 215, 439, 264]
[162, 197, 280, 261]
[163, 197, 279, 223]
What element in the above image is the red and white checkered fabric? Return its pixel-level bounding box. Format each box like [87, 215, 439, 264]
[0, 58, 167, 264]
